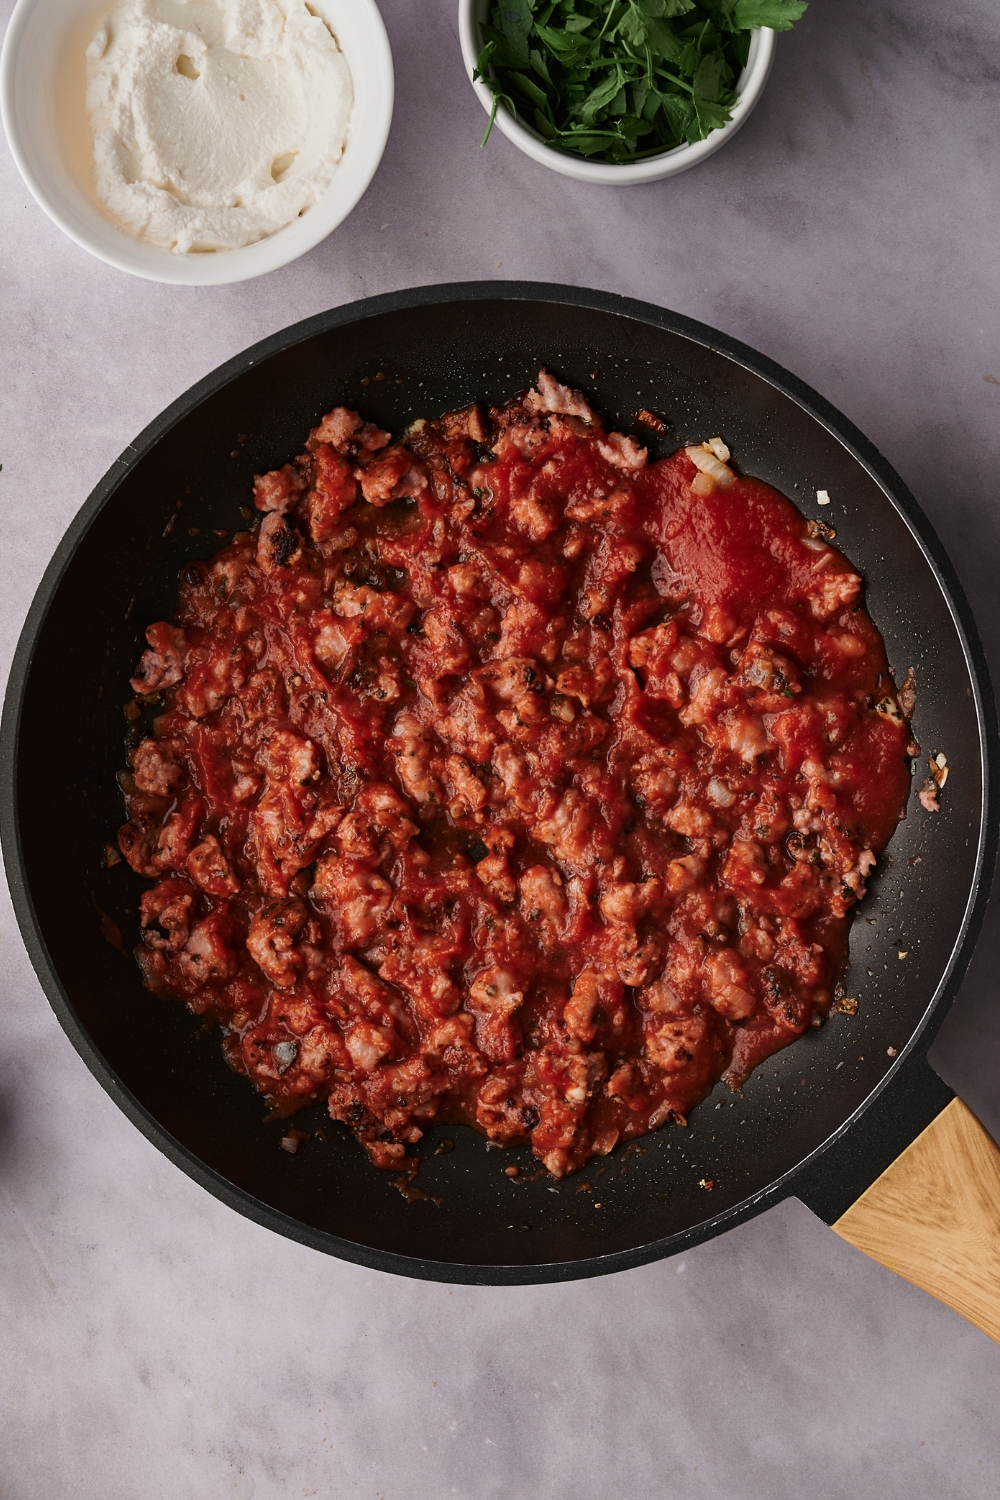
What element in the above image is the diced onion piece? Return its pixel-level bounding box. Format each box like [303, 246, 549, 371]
[704, 436, 730, 463]
[648, 1101, 675, 1130]
[876, 696, 905, 725]
[707, 777, 737, 808]
[685, 443, 735, 488]
[930, 751, 949, 788]
[817, 489, 831, 505]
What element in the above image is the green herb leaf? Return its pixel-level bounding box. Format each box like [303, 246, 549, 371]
[645, 18, 683, 61]
[693, 51, 724, 101]
[692, 92, 730, 134]
[619, 3, 649, 47]
[659, 90, 695, 139]
[566, 132, 620, 155]
[494, 0, 534, 66]
[641, 86, 664, 121]
[617, 114, 654, 137]
[510, 69, 551, 109]
[529, 46, 554, 84]
[479, 22, 520, 67]
[676, 40, 702, 75]
[533, 108, 560, 137]
[730, 0, 808, 29]
[535, 22, 596, 62]
[580, 67, 626, 121]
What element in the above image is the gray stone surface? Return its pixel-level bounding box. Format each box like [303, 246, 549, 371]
[2, 0, 1000, 1495]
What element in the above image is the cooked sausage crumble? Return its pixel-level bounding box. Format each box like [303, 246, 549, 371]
[117, 372, 912, 1178]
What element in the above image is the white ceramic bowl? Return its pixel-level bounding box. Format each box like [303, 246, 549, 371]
[458, 0, 774, 185]
[1, 0, 394, 283]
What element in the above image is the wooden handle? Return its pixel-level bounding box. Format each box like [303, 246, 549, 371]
[833, 1098, 1000, 1344]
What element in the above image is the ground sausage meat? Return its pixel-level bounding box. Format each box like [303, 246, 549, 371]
[118, 373, 912, 1178]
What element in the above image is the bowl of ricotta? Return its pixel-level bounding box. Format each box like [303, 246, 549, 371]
[1, 0, 394, 283]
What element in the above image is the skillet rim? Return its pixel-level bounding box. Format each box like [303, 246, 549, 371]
[2, 279, 996, 1284]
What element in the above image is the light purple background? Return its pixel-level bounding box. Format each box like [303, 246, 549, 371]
[3, 2, 1000, 1496]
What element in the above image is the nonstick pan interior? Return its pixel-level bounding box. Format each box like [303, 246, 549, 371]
[2, 284, 993, 1281]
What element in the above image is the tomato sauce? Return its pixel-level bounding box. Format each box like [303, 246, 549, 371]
[117, 371, 913, 1177]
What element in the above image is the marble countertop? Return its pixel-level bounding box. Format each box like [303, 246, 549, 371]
[2, 1, 1000, 1495]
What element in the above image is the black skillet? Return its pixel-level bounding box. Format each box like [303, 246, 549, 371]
[2, 282, 997, 1291]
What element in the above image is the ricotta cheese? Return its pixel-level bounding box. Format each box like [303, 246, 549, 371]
[85, 0, 353, 253]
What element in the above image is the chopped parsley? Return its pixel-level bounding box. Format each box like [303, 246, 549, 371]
[474, 0, 807, 164]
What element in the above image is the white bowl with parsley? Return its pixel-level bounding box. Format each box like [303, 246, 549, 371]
[459, 0, 806, 185]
